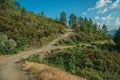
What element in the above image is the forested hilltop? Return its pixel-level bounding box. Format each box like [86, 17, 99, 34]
[0, 0, 65, 54]
[56, 12, 112, 45]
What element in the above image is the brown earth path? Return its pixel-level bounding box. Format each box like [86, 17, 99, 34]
[0, 28, 75, 80]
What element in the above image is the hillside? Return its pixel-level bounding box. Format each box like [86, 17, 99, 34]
[0, 0, 65, 54]
[27, 45, 120, 80]
[0, 1, 120, 80]
[55, 17, 112, 46]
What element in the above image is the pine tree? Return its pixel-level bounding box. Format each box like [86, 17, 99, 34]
[69, 13, 77, 27]
[102, 24, 108, 34]
[113, 27, 120, 50]
[0, 0, 14, 9]
[41, 11, 44, 16]
[14, 1, 21, 9]
[60, 12, 66, 25]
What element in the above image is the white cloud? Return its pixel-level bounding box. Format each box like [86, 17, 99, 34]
[95, 0, 112, 9]
[110, 11, 118, 15]
[95, 16, 100, 20]
[115, 18, 120, 26]
[87, 0, 120, 14]
[110, 0, 120, 9]
[97, 8, 108, 14]
[82, 12, 87, 15]
[86, 0, 120, 30]
[102, 8, 108, 13]
[87, 0, 113, 14]
[101, 14, 113, 21]
[88, 8, 94, 11]
[96, 0, 106, 8]
[106, 0, 112, 3]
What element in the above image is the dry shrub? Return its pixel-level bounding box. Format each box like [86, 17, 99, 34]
[23, 61, 86, 80]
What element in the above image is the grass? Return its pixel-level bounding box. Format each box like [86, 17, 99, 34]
[91, 40, 115, 45]
[22, 61, 86, 80]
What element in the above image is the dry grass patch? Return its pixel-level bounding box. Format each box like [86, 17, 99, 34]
[0, 55, 9, 59]
[23, 61, 86, 80]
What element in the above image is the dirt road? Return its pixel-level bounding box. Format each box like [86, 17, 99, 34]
[0, 28, 74, 80]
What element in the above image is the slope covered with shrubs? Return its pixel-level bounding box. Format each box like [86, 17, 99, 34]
[26, 46, 120, 80]
[0, 0, 65, 54]
[56, 17, 112, 46]
[113, 28, 120, 51]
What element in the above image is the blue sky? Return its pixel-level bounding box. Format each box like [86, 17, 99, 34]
[16, 0, 120, 30]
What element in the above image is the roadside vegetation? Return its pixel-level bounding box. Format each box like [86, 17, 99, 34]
[25, 23, 120, 80]
[26, 44, 120, 80]
[0, 0, 65, 54]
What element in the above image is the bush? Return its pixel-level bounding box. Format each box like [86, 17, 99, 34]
[77, 69, 103, 80]
[0, 34, 17, 54]
[26, 46, 120, 80]
[27, 54, 41, 63]
[56, 39, 75, 46]
[92, 43, 115, 51]
[14, 36, 27, 49]
[88, 45, 97, 50]
[113, 28, 120, 51]
[64, 39, 75, 45]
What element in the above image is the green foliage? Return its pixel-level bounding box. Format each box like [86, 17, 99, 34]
[27, 54, 41, 63]
[26, 47, 120, 80]
[69, 13, 77, 27]
[0, 34, 16, 54]
[41, 11, 44, 16]
[57, 17, 112, 45]
[57, 30, 112, 46]
[102, 24, 108, 34]
[15, 36, 27, 49]
[67, 15, 112, 44]
[88, 45, 98, 50]
[92, 43, 115, 51]
[113, 27, 120, 51]
[0, 0, 65, 54]
[0, 0, 14, 10]
[59, 12, 66, 25]
[57, 39, 75, 46]
[77, 69, 103, 80]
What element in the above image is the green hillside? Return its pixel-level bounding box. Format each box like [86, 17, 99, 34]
[27, 45, 120, 80]
[0, 0, 65, 54]
[56, 16, 112, 46]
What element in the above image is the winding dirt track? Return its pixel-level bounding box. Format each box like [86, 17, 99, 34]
[0, 28, 74, 80]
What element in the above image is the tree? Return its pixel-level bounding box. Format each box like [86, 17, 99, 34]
[102, 24, 108, 34]
[21, 7, 27, 16]
[69, 13, 77, 27]
[113, 27, 120, 50]
[0, 0, 15, 9]
[14, 1, 21, 9]
[77, 16, 83, 27]
[41, 11, 44, 16]
[0, 0, 8, 9]
[60, 12, 66, 25]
